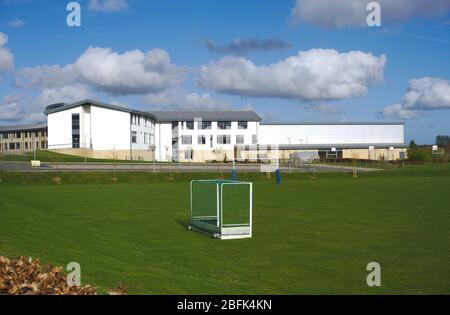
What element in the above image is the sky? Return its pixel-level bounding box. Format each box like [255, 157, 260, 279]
[0, 0, 449, 144]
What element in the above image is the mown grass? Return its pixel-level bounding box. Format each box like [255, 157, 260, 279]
[0, 165, 449, 294]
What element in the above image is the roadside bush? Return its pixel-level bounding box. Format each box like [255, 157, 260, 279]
[407, 148, 432, 162]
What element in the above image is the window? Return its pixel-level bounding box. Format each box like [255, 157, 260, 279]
[217, 135, 231, 144]
[35, 131, 39, 137]
[15, 143, 20, 150]
[198, 121, 211, 130]
[184, 150, 193, 160]
[218, 121, 231, 130]
[181, 135, 192, 145]
[144, 132, 148, 144]
[41, 141, 46, 149]
[236, 135, 244, 144]
[131, 131, 137, 144]
[72, 114, 80, 148]
[238, 121, 248, 129]
[0, 133, 7, 139]
[198, 135, 206, 145]
[25, 142, 28, 150]
[16, 132, 21, 138]
[41, 131, 45, 137]
[186, 121, 194, 130]
[9, 143, 15, 150]
[252, 134, 257, 144]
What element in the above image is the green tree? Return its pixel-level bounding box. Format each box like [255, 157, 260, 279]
[435, 135, 450, 147]
[409, 140, 417, 149]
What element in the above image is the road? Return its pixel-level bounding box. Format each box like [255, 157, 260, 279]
[0, 161, 379, 173]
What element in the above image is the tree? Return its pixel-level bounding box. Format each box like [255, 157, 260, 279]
[435, 135, 450, 148]
[409, 140, 417, 149]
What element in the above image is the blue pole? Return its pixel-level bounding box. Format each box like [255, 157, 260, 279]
[276, 169, 281, 185]
[231, 169, 237, 181]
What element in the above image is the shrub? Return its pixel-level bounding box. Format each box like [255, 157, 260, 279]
[407, 148, 432, 162]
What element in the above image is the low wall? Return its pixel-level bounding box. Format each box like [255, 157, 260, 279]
[49, 148, 154, 161]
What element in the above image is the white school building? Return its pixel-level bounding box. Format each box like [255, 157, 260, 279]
[40, 99, 407, 162]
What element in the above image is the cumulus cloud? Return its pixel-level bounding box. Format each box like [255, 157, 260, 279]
[143, 90, 230, 110]
[197, 48, 386, 101]
[0, 32, 14, 73]
[0, 95, 24, 121]
[382, 103, 420, 119]
[16, 47, 186, 95]
[383, 77, 450, 119]
[36, 84, 95, 106]
[88, 0, 128, 12]
[204, 37, 290, 54]
[0, 85, 91, 123]
[291, 0, 450, 28]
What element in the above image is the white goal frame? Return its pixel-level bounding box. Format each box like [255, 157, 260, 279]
[189, 179, 253, 240]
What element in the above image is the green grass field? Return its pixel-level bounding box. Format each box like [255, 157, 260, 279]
[0, 166, 449, 294]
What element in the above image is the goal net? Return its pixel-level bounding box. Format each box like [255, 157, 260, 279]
[190, 180, 252, 239]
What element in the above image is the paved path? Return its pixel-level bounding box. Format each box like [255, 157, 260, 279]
[0, 161, 380, 173]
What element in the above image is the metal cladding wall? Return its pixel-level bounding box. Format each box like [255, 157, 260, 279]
[258, 123, 404, 145]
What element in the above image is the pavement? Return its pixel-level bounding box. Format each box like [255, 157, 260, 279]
[0, 161, 380, 173]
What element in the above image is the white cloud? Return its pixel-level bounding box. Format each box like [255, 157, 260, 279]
[302, 103, 344, 114]
[0, 32, 14, 73]
[0, 85, 92, 123]
[291, 0, 450, 28]
[16, 47, 186, 95]
[197, 49, 386, 101]
[0, 95, 24, 121]
[383, 77, 450, 119]
[88, 0, 128, 12]
[143, 90, 230, 109]
[382, 103, 420, 119]
[36, 84, 95, 106]
[7, 19, 25, 28]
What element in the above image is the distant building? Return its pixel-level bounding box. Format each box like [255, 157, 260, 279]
[0, 99, 407, 162]
[0, 123, 48, 153]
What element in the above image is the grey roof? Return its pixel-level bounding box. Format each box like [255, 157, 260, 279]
[44, 99, 157, 120]
[240, 143, 408, 150]
[0, 122, 47, 132]
[260, 121, 405, 126]
[147, 110, 262, 122]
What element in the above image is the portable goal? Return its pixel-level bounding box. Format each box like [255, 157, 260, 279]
[189, 180, 252, 240]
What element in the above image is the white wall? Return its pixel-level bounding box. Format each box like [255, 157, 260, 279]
[155, 123, 173, 161]
[259, 124, 404, 145]
[47, 107, 83, 148]
[90, 106, 131, 150]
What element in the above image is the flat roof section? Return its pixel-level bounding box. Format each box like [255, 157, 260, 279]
[260, 122, 405, 126]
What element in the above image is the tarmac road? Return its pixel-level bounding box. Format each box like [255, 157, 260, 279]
[0, 161, 377, 173]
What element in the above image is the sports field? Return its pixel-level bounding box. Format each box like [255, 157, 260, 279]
[0, 166, 449, 294]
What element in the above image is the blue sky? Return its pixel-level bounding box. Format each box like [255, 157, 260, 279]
[0, 0, 449, 143]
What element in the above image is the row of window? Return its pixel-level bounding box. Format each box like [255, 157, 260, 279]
[131, 131, 154, 144]
[180, 121, 248, 130]
[0, 131, 47, 139]
[181, 135, 257, 145]
[131, 114, 153, 127]
[1, 141, 47, 151]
